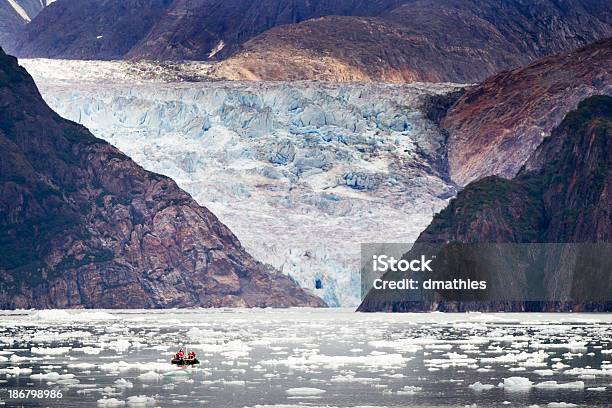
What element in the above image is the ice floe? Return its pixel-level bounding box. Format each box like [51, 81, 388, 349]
[285, 388, 326, 396]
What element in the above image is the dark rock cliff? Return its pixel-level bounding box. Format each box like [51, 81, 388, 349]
[358, 96, 611, 312]
[0, 48, 325, 309]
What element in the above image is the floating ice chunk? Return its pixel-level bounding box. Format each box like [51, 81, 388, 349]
[385, 373, 404, 378]
[114, 379, 133, 389]
[163, 370, 192, 378]
[30, 372, 75, 381]
[31, 347, 71, 355]
[99, 361, 132, 372]
[0, 367, 32, 376]
[330, 375, 379, 383]
[396, 385, 422, 395]
[498, 377, 533, 390]
[77, 347, 103, 355]
[29, 310, 118, 321]
[97, 398, 125, 407]
[532, 342, 587, 351]
[587, 387, 606, 391]
[367, 339, 423, 353]
[57, 378, 80, 385]
[534, 369, 554, 376]
[137, 371, 163, 381]
[534, 381, 584, 390]
[68, 363, 96, 369]
[285, 388, 326, 396]
[108, 339, 131, 352]
[563, 367, 612, 376]
[221, 380, 246, 386]
[424, 344, 452, 350]
[126, 395, 156, 407]
[29, 310, 72, 320]
[469, 382, 495, 391]
[547, 403, 577, 407]
[262, 352, 408, 370]
[481, 350, 548, 364]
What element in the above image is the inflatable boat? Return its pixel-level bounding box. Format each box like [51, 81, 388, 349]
[171, 357, 200, 365]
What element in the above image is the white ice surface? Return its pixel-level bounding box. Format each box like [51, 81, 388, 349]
[21, 59, 462, 306]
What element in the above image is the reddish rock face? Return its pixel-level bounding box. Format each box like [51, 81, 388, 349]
[0, 48, 326, 309]
[443, 37, 612, 186]
[213, 0, 611, 83]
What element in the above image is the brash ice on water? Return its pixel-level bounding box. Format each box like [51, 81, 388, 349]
[0, 309, 611, 407]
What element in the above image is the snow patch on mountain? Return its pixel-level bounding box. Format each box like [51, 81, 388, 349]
[22, 59, 461, 306]
[7, 0, 31, 21]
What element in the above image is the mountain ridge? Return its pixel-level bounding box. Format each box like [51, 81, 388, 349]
[213, 0, 611, 83]
[443, 37, 612, 186]
[10, 0, 612, 88]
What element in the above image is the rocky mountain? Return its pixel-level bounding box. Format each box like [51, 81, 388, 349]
[0, 0, 50, 53]
[444, 37, 612, 186]
[126, 0, 405, 61]
[14, 0, 403, 60]
[14, 0, 173, 60]
[214, 0, 611, 82]
[12, 0, 611, 81]
[358, 95, 612, 312]
[0, 48, 325, 309]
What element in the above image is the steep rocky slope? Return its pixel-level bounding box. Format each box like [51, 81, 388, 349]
[12, 0, 611, 76]
[14, 0, 173, 59]
[444, 37, 612, 186]
[127, 0, 404, 61]
[21, 58, 460, 306]
[0, 48, 325, 309]
[214, 0, 611, 82]
[14, 0, 403, 60]
[0, 0, 50, 53]
[359, 96, 612, 312]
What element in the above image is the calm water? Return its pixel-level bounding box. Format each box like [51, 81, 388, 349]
[0, 309, 610, 407]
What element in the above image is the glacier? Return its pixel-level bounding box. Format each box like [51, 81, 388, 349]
[21, 59, 461, 306]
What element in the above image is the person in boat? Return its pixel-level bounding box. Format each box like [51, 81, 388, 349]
[187, 351, 196, 360]
[175, 349, 185, 360]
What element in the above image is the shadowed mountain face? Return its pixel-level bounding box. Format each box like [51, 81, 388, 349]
[0, 0, 50, 53]
[14, 0, 404, 60]
[0, 48, 325, 309]
[11, 0, 611, 81]
[358, 96, 612, 312]
[14, 0, 173, 60]
[444, 37, 612, 186]
[127, 0, 405, 61]
[214, 0, 611, 82]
